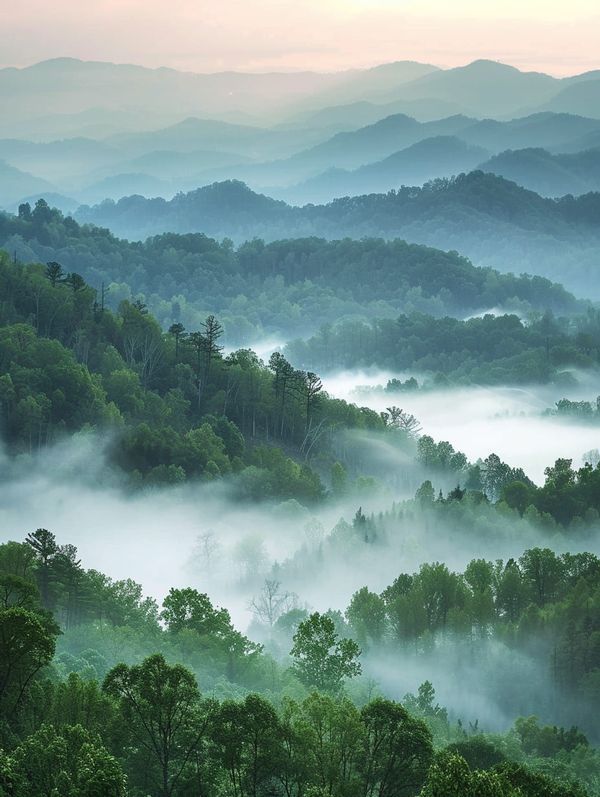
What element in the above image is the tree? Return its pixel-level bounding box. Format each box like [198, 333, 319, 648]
[199, 314, 224, 401]
[446, 737, 506, 771]
[360, 698, 433, 797]
[103, 654, 212, 797]
[268, 352, 296, 438]
[68, 272, 87, 292]
[301, 371, 323, 433]
[0, 607, 56, 717]
[481, 454, 511, 501]
[18, 202, 31, 221]
[498, 762, 588, 797]
[346, 587, 387, 647]
[290, 612, 361, 692]
[381, 406, 422, 437]
[331, 461, 348, 496]
[414, 563, 459, 631]
[495, 560, 527, 623]
[250, 579, 295, 628]
[25, 528, 58, 608]
[32, 198, 53, 225]
[212, 693, 282, 797]
[415, 481, 435, 505]
[519, 548, 564, 608]
[45, 261, 65, 287]
[501, 481, 532, 515]
[161, 587, 233, 638]
[8, 723, 127, 796]
[420, 752, 515, 797]
[295, 693, 364, 796]
[169, 322, 186, 359]
[0, 574, 39, 611]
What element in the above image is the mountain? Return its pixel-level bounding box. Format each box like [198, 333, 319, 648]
[104, 116, 329, 161]
[4, 57, 600, 146]
[227, 112, 600, 190]
[9, 192, 80, 215]
[538, 79, 600, 119]
[117, 149, 252, 181]
[458, 113, 600, 153]
[238, 114, 479, 187]
[479, 147, 600, 196]
[0, 58, 348, 137]
[382, 60, 559, 117]
[78, 173, 174, 203]
[287, 60, 440, 112]
[278, 136, 490, 204]
[74, 174, 600, 296]
[280, 98, 461, 135]
[0, 160, 56, 208]
[0, 136, 119, 182]
[0, 199, 580, 346]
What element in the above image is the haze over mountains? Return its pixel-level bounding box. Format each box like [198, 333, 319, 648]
[7, 12, 600, 784]
[71, 173, 600, 296]
[2, 57, 600, 208]
[2, 54, 600, 300]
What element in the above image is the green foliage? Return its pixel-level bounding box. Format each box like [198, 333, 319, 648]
[286, 310, 600, 386]
[0, 202, 580, 341]
[103, 654, 211, 797]
[71, 173, 600, 295]
[0, 607, 57, 721]
[0, 251, 394, 500]
[290, 612, 362, 693]
[5, 723, 127, 796]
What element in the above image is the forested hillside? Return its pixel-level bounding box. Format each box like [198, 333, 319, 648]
[0, 249, 404, 497]
[74, 173, 600, 295]
[2, 197, 580, 340]
[3, 29, 600, 797]
[286, 310, 600, 385]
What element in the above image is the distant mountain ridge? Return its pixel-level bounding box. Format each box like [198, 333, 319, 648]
[276, 136, 490, 204]
[2, 57, 600, 144]
[72, 173, 600, 296]
[478, 147, 600, 197]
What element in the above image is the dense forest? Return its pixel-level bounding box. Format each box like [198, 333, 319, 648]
[72, 173, 600, 294]
[3, 30, 600, 797]
[0, 248, 408, 496]
[2, 509, 600, 796]
[285, 310, 600, 385]
[1, 197, 581, 342]
[2, 246, 600, 794]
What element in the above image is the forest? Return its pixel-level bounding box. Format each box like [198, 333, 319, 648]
[72, 173, 600, 295]
[285, 310, 600, 385]
[1, 197, 580, 342]
[2, 26, 600, 795]
[2, 247, 600, 796]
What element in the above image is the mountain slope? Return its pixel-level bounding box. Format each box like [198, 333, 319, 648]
[74, 174, 600, 296]
[385, 60, 559, 117]
[279, 136, 490, 203]
[538, 79, 600, 119]
[0, 160, 56, 208]
[479, 147, 600, 196]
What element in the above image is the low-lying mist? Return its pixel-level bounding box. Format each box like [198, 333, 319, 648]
[323, 369, 600, 484]
[2, 428, 597, 619]
[3, 428, 599, 734]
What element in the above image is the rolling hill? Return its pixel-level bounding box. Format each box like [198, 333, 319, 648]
[73, 173, 600, 296]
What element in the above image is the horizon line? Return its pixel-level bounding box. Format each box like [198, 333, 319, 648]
[2, 55, 599, 81]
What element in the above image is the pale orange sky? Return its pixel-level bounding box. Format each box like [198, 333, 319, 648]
[1, 0, 599, 76]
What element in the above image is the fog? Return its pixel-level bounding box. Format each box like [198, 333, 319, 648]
[323, 369, 600, 484]
[2, 363, 600, 734]
[0, 422, 582, 620]
[3, 368, 599, 616]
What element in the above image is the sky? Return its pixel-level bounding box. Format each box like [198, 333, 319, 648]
[1, 0, 599, 75]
